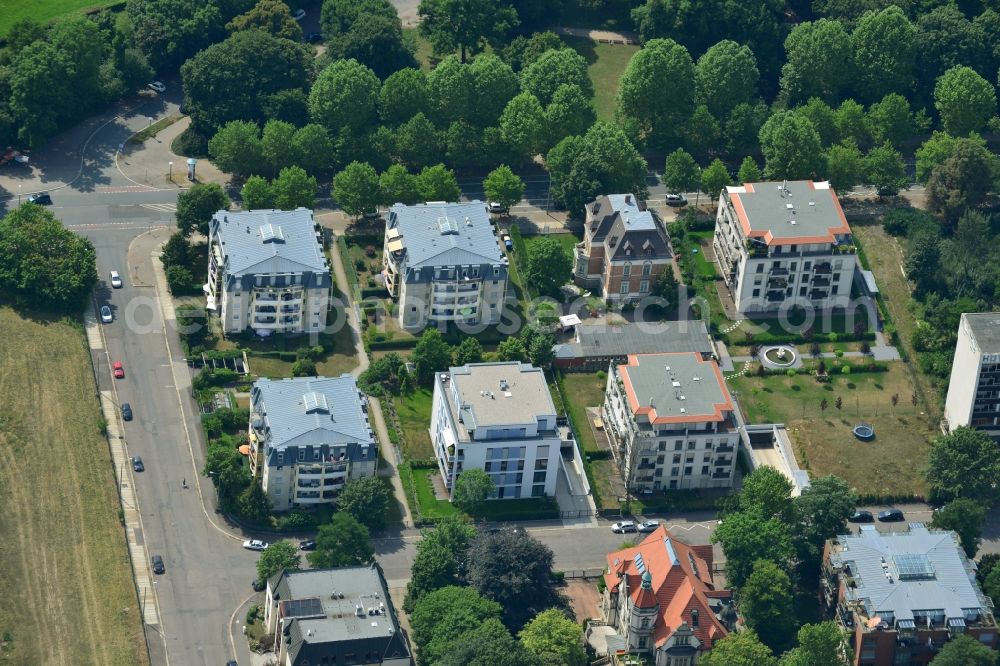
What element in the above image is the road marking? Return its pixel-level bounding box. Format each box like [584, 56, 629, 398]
[96, 185, 158, 193]
[140, 203, 177, 213]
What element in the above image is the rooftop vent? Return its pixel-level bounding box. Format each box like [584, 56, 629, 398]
[625, 194, 632, 204]
[303, 391, 329, 413]
[260, 223, 285, 243]
[437, 216, 459, 235]
[680, 407, 686, 413]
[499, 378, 509, 391]
[465, 216, 472, 226]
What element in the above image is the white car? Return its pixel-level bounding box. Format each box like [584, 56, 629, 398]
[637, 520, 660, 533]
[110, 270, 123, 289]
[293, 8, 306, 20]
[611, 521, 637, 534]
[147, 81, 166, 93]
[100, 305, 113, 323]
[488, 202, 505, 214]
[243, 539, 269, 551]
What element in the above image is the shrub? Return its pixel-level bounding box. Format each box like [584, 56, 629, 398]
[355, 258, 365, 271]
[276, 510, 316, 530]
[786, 369, 796, 377]
[828, 333, 839, 343]
[365, 245, 377, 257]
[291, 359, 317, 377]
[246, 604, 261, 624]
[842, 364, 852, 375]
[596, 370, 607, 382]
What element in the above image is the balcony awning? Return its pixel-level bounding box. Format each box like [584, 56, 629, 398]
[387, 238, 404, 252]
[387, 227, 400, 239]
[238, 445, 250, 456]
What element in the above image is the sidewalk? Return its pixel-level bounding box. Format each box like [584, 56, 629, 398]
[117, 115, 230, 189]
[555, 26, 638, 44]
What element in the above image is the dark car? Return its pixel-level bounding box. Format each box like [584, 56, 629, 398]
[27, 192, 52, 205]
[121, 402, 133, 421]
[151, 554, 165, 574]
[299, 540, 316, 551]
[306, 32, 323, 43]
[878, 508, 905, 522]
[226, 661, 238, 666]
[131, 456, 144, 472]
[849, 510, 874, 523]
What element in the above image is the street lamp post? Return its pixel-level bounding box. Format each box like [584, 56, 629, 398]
[147, 117, 153, 129]
[168, 161, 173, 183]
[18, 184, 21, 206]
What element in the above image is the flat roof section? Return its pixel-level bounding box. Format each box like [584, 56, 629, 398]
[451, 362, 556, 429]
[617, 353, 733, 424]
[962, 312, 1000, 354]
[727, 181, 851, 245]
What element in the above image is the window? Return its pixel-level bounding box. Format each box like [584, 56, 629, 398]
[755, 264, 764, 273]
[641, 618, 649, 628]
[674, 441, 683, 450]
[623, 262, 632, 278]
[684, 466, 692, 475]
[685, 455, 694, 463]
[790, 262, 797, 270]
[799, 286, 807, 296]
[833, 272, 841, 281]
[620, 282, 630, 294]
[671, 467, 680, 476]
[752, 289, 760, 297]
[687, 441, 696, 450]
[673, 454, 681, 464]
[834, 260, 843, 270]
[532, 484, 545, 497]
[804, 261, 811, 270]
[702, 465, 709, 474]
[642, 262, 652, 277]
[638, 637, 647, 648]
[639, 280, 649, 293]
[753, 276, 762, 285]
[298, 449, 305, 461]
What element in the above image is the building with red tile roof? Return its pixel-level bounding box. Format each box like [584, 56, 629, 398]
[600, 526, 736, 665]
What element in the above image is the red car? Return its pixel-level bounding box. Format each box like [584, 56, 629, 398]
[113, 361, 125, 379]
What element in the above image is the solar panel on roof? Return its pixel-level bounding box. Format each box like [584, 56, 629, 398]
[894, 554, 935, 580]
[634, 553, 646, 575]
[282, 597, 324, 618]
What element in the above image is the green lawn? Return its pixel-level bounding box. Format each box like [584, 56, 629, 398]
[0, 0, 118, 36]
[728, 363, 934, 496]
[563, 36, 639, 121]
[403, 27, 436, 71]
[394, 388, 435, 459]
[559, 372, 608, 454]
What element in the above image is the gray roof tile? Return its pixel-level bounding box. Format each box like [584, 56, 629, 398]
[212, 208, 328, 277]
[387, 201, 503, 269]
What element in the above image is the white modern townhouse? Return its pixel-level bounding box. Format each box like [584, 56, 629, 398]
[944, 312, 1000, 441]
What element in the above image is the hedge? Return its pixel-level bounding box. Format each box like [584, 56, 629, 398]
[361, 287, 387, 298]
[248, 350, 298, 362]
[367, 337, 419, 350]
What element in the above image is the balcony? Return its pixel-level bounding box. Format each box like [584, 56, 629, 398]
[811, 276, 831, 287]
[809, 290, 830, 300]
[814, 263, 832, 274]
[769, 266, 789, 277]
[254, 316, 277, 324]
[767, 277, 787, 288]
[766, 291, 786, 302]
[297, 480, 321, 488]
[712, 470, 730, 479]
[256, 305, 277, 314]
[716, 444, 734, 453]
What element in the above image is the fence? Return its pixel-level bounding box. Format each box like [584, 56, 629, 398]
[563, 568, 606, 579]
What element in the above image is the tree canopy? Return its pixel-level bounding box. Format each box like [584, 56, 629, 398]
[700, 630, 778, 666]
[336, 476, 393, 530]
[930, 497, 987, 558]
[404, 516, 476, 611]
[524, 236, 573, 297]
[483, 165, 525, 211]
[307, 512, 374, 568]
[256, 541, 299, 582]
[452, 469, 495, 513]
[334, 161, 381, 217]
[410, 585, 503, 663]
[934, 65, 996, 137]
[740, 560, 796, 653]
[616, 38, 695, 147]
[417, 0, 519, 63]
[547, 122, 648, 212]
[928, 633, 999, 666]
[925, 427, 1000, 504]
[176, 183, 230, 236]
[519, 609, 586, 666]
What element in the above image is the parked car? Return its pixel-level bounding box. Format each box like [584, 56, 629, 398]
[488, 201, 506, 214]
[243, 539, 268, 551]
[611, 521, 637, 534]
[100, 305, 113, 323]
[113, 361, 125, 378]
[878, 508, 905, 522]
[131, 456, 144, 472]
[637, 520, 660, 533]
[27, 192, 52, 205]
[306, 32, 323, 43]
[666, 194, 687, 207]
[147, 81, 166, 93]
[110, 270, 123, 288]
[849, 510, 874, 523]
[121, 402, 133, 421]
[293, 8, 306, 20]
[299, 540, 316, 551]
[501, 233, 513, 250]
[151, 554, 165, 574]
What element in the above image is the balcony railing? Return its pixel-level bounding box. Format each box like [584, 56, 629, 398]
[769, 267, 789, 276]
[814, 263, 832, 274]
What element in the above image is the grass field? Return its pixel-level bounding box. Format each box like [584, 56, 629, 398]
[729, 363, 935, 496]
[560, 372, 608, 453]
[0, 307, 147, 665]
[563, 36, 638, 121]
[394, 388, 435, 459]
[0, 0, 119, 36]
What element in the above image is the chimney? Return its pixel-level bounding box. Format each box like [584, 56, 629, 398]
[625, 194, 632, 204]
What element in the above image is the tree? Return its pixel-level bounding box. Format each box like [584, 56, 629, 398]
[700, 158, 731, 199]
[779, 19, 852, 105]
[242, 175, 275, 210]
[931, 498, 987, 558]
[863, 143, 908, 197]
[256, 541, 299, 582]
[712, 511, 793, 588]
[483, 165, 525, 211]
[740, 560, 796, 653]
[521, 326, 555, 367]
[849, 6, 916, 103]
[410, 586, 503, 661]
[404, 516, 476, 611]
[416, 164, 461, 202]
[320, 0, 398, 37]
[793, 475, 856, 565]
[521, 48, 592, 107]
[452, 468, 495, 513]
[236, 481, 272, 521]
[496, 337, 528, 362]
[616, 38, 695, 146]
[166, 265, 196, 294]
[934, 66, 997, 137]
[738, 156, 762, 183]
[337, 476, 393, 530]
[413, 328, 453, 385]
[380, 165, 422, 205]
[227, 0, 302, 40]
[866, 94, 918, 150]
[308, 58, 380, 134]
[325, 5, 415, 80]
[465, 527, 556, 630]
[454, 337, 485, 365]
[825, 140, 864, 193]
[290, 124, 335, 174]
[928, 634, 999, 666]
[290, 358, 316, 376]
[547, 122, 648, 212]
[926, 138, 995, 224]
[915, 131, 986, 184]
[379, 68, 429, 126]
[436, 618, 534, 666]
[417, 0, 518, 62]
[308, 512, 374, 568]
[759, 111, 824, 180]
[699, 630, 778, 666]
[916, 5, 988, 91]
[655, 265, 680, 307]
[502, 30, 565, 71]
[724, 101, 770, 156]
[663, 149, 700, 194]
[499, 93, 546, 160]
[925, 427, 1000, 504]
[779, 622, 848, 666]
[524, 237, 573, 297]
[394, 112, 442, 169]
[334, 161, 381, 217]
[272, 166, 317, 210]
[176, 183, 230, 236]
[260, 119, 297, 176]
[208, 120, 264, 177]
[695, 39, 759, 119]
[468, 54, 520, 128]
[519, 609, 586, 666]
[737, 466, 794, 521]
[684, 105, 723, 161]
[180, 29, 312, 133]
[544, 84, 595, 151]
[0, 205, 98, 313]
[127, 0, 238, 70]
[426, 55, 475, 125]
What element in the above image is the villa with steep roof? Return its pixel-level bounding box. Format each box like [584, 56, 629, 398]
[712, 180, 859, 315]
[601, 526, 736, 665]
[249, 375, 376, 511]
[383, 201, 508, 331]
[574, 194, 674, 303]
[206, 208, 332, 335]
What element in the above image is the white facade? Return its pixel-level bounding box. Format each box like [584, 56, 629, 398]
[430, 362, 563, 500]
[944, 313, 1000, 440]
[603, 354, 739, 492]
[712, 181, 858, 315]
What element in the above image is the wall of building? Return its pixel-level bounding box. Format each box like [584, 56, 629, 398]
[944, 320, 982, 432]
[397, 272, 507, 331]
[602, 258, 672, 302]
